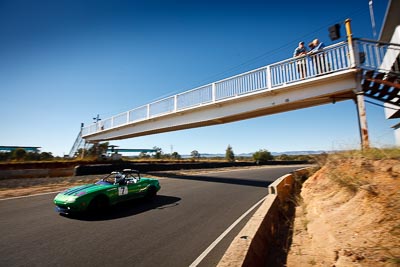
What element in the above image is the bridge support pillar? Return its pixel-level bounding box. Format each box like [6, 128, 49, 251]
[347, 17, 370, 150]
[356, 94, 370, 149]
[355, 89, 370, 150]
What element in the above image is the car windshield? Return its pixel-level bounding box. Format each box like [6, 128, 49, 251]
[95, 171, 141, 185]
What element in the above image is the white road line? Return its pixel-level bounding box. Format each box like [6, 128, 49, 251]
[189, 196, 267, 267]
[0, 191, 60, 201]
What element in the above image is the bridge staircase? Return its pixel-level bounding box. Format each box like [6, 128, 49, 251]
[361, 70, 400, 108]
[68, 128, 86, 158]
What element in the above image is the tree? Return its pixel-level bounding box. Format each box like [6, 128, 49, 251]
[24, 152, 40, 161]
[253, 149, 273, 164]
[191, 150, 200, 159]
[138, 152, 150, 159]
[276, 153, 291, 161]
[40, 152, 53, 160]
[152, 146, 163, 159]
[171, 151, 181, 159]
[0, 149, 54, 162]
[86, 142, 109, 158]
[225, 145, 235, 162]
[0, 152, 10, 161]
[12, 148, 26, 161]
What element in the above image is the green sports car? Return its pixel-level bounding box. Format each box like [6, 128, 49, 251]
[54, 169, 160, 214]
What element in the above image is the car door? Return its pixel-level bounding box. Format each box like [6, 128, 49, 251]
[126, 176, 147, 200]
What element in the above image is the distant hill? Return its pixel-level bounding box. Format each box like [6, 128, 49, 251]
[270, 150, 328, 156]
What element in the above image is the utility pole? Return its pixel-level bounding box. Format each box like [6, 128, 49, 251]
[93, 114, 101, 123]
[369, 0, 377, 39]
[345, 19, 370, 150]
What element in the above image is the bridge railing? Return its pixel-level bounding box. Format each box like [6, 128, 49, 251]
[270, 41, 350, 86]
[176, 84, 214, 110]
[354, 38, 400, 74]
[81, 39, 396, 137]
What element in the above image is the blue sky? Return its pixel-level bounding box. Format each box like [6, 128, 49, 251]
[0, 0, 395, 156]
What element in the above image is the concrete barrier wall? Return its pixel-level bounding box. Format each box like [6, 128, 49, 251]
[0, 162, 309, 179]
[217, 167, 310, 267]
[73, 161, 308, 176]
[73, 162, 257, 176]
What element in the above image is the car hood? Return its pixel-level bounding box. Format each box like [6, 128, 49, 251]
[59, 183, 110, 197]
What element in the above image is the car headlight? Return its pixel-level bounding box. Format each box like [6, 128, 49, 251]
[66, 196, 78, 203]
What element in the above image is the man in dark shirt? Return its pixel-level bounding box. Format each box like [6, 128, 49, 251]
[293, 41, 308, 79]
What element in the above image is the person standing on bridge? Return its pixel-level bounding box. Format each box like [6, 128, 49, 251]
[308, 38, 327, 75]
[293, 41, 308, 79]
[308, 41, 315, 50]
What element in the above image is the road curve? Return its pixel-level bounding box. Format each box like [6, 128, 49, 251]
[0, 165, 305, 267]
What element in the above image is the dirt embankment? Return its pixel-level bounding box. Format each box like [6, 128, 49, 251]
[287, 157, 400, 266]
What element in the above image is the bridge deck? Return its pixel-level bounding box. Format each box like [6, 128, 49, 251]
[81, 39, 399, 142]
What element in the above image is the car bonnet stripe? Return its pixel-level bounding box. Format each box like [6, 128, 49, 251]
[63, 184, 98, 195]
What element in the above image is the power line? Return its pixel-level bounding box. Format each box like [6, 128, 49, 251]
[189, 6, 368, 88]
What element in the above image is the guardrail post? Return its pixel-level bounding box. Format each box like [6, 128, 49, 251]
[147, 104, 150, 119]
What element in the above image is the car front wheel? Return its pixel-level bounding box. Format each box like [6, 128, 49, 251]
[88, 195, 109, 213]
[145, 186, 157, 201]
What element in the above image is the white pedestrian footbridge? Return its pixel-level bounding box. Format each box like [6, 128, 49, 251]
[71, 38, 399, 156]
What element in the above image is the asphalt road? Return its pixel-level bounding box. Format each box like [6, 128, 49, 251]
[0, 165, 306, 267]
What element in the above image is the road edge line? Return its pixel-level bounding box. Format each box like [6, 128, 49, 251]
[189, 196, 267, 267]
[0, 191, 60, 201]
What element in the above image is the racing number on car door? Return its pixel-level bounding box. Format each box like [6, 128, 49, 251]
[118, 186, 128, 196]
